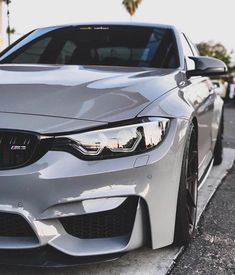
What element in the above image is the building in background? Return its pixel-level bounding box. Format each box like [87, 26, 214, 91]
[0, 0, 7, 51]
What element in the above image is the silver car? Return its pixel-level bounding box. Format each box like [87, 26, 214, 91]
[0, 23, 226, 266]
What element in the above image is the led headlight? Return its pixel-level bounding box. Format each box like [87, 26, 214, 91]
[52, 118, 170, 160]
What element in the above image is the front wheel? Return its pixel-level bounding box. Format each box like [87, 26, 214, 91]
[213, 114, 224, 165]
[174, 125, 198, 246]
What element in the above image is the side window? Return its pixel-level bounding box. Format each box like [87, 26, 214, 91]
[56, 40, 77, 64]
[11, 37, 52, 64]
[180, 33, 195, 70]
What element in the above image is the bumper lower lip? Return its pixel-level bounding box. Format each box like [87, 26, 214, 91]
[0, 246, 124, 267]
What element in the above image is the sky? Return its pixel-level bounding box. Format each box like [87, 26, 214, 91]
[9, 0, 235, 54]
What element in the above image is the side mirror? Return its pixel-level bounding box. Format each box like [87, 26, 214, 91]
[187, 56, 227, 77]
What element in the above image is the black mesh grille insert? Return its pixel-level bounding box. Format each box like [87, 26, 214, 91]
[60, 197, 139, 239]
[0, 212, 36, 237]
[0, 130, 53, 170]
[0, 131, 38, 169]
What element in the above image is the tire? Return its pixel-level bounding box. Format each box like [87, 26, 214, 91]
[174, 124, 198, 246]
[213, 114, 224, 165]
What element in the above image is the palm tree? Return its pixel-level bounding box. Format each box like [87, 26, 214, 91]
[3, 0, 15, 45]
[122, 0, 142, 16]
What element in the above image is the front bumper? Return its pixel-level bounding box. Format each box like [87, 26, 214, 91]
[0, 118, 188, 263]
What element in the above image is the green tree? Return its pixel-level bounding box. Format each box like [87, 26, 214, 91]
[122, 0, 142, 16]
[196, 41, 232, 69]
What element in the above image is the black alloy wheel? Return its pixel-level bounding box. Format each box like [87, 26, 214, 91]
[214, 112, 224, 165]
[174, 124, 198, 246]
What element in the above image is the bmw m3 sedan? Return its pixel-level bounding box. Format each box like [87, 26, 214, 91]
[0, 23, 226, 266]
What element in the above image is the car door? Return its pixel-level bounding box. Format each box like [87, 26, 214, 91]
[180, 33, 215, 179]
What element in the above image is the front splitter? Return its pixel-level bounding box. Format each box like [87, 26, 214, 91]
[0, 246, 125, 267]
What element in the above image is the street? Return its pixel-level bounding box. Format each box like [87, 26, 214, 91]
[0, 100, 234, 275]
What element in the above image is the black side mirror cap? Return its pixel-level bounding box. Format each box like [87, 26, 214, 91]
[187, 56, 227, 77]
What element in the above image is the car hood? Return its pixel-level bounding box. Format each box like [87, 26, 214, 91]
[0, 64, 180, 125]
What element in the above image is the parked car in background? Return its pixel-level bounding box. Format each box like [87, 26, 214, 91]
[212, 79, 228, 98]
[0, 23, 227, 266]
[229, 83, 235, 99]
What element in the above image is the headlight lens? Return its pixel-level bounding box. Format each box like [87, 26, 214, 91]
[52, 117, 170, 160]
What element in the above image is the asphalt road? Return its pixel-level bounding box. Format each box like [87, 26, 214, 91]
[171, 100, 235, 275]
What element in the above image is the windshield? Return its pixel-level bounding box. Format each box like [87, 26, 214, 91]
[0, 25, 179, 69]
